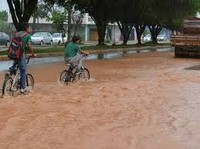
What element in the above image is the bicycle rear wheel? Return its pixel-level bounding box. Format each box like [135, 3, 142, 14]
[2, 77, 13, 96]
[78, 68, 90, 81]
[60, 70, 71, 84]
[26, 74, 34, 90]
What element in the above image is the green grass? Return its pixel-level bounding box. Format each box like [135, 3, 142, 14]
[0, 43, 170, 56]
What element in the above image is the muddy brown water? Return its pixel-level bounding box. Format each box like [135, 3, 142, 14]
[0, 51, 200, 149]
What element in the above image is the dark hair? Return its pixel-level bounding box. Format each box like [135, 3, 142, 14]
[72, 35, 81, 42]
[21, 22, 29, 31]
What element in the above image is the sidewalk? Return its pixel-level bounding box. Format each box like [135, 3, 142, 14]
[0, 45, 172, 61]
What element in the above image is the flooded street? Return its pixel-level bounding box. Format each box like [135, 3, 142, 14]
[0, 51, 200, 148]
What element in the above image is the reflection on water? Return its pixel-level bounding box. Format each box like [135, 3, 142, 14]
[0, 53, 123, 72]
[0, 61, 13, 72]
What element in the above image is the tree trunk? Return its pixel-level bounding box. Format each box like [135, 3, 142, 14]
[117, 22, 133, 45]
[148, 25, 162, 44]
[7, 0, 38, 31]
[123, 31, 130, 45]
[135, 24, 146, 45]
[67, 3, 72, 41]
[96, 21, 107, 46]
[32, 16, 36, 32]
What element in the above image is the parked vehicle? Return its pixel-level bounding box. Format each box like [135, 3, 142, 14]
[171, 17, 200, 58]
[31, 32, 53, 45]
[52, 33, 68, 44]
[0, 32, 10, 46]
[143, 34, 152, 42]
[157, 34, 168, 41]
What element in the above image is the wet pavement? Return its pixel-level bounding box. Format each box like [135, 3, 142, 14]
[0, 47, 173, 72]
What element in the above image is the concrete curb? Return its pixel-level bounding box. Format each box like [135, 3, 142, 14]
[0, 45, 171, 61]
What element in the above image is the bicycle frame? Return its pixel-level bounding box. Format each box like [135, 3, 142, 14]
[66, 55, 87, 71]
[4, 56, 32, 91]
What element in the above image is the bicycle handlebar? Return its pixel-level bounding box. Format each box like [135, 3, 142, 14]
[26, 55, 34, 64]
[83, 54, 88, 58]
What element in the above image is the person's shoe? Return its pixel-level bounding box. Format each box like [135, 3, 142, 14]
[20, 89, 29, 94]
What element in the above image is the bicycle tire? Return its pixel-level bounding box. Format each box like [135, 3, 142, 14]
[60, 70, 71, 84]
[2, 77, 13, 96]
[26, 74, 34, 90]
[78, 68, 90, 81]
[12, 74, 20, 93]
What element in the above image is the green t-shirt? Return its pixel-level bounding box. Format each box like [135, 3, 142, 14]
[18, 31, 31, 54]
[64, 42, 80, 58]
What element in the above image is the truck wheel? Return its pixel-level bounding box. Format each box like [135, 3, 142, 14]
[175, 47, 181, 58]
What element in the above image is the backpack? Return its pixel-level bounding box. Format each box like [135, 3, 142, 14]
[8, 32, 27, 60]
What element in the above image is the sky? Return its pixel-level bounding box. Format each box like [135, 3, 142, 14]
[0, 0, 9, 11]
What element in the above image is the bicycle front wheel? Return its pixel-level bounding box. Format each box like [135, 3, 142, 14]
[26, 74, 34, 90]
[78, 68, 90, 81]
[2, 77, 13, 96]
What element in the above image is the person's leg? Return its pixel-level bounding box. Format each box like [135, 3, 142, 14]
[12, 60, 18, 68]
[19, 55, 27, 91]
[77, 56, 83, 70]
[9, 60, 18, 70]
[69, 54, 84, 72]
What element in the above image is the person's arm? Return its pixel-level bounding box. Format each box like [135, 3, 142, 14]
[27, 42, 35, 56]
[27, 35, 36, 57]
[79, 49, 89, 55]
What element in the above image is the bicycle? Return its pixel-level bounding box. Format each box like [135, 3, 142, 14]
[2, 56, 34, 96]
[59, 55, 90, 84]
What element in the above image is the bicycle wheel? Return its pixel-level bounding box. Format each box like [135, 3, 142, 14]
[12, 74, 20, 92]
[26, 74, 34, 90]
[60, 70, 71, 84]
[78, 68, 90, 81]
[2, 77, 13, 96]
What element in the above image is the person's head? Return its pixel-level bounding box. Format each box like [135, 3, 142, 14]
[21, 22, 31, 33]
[72, 35, 81, 43]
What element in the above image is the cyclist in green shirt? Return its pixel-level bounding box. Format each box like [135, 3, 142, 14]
[64, 35, 89, 72]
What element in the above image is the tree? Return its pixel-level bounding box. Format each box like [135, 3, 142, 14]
[117, 22, 134, 45]
[109, 0, 147, 45]
[146, 0, 199, 43]
[71, 10, 83, 36]
[109, 0, 135, 45]
[44, 0, 200, 45]
[7, 0, 38, 31]
[32, 2, 51, 30]
[0, 11, 9, 32]
[48, 11, 67, 32]
[48, 0, 112, 45]
[0, 11, 8, 21]
[44, 0, 73, 41]
[73, 0, 112, 45]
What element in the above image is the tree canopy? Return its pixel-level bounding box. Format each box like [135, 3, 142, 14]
[8, 0, 200, 44]
[7, 0, 38, 31]
[0, 11, 8, 21]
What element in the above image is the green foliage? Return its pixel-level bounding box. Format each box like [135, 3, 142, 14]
[0, 11, 8, 21]
[43, 0, 200, 44]
[0, 11, 9, 32]
[0, 20, 9, 32]
[32, 3, 51, 19]
[48, 11, 67, 32]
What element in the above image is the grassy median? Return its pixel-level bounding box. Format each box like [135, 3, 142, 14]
[0, 43, 170, 56]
